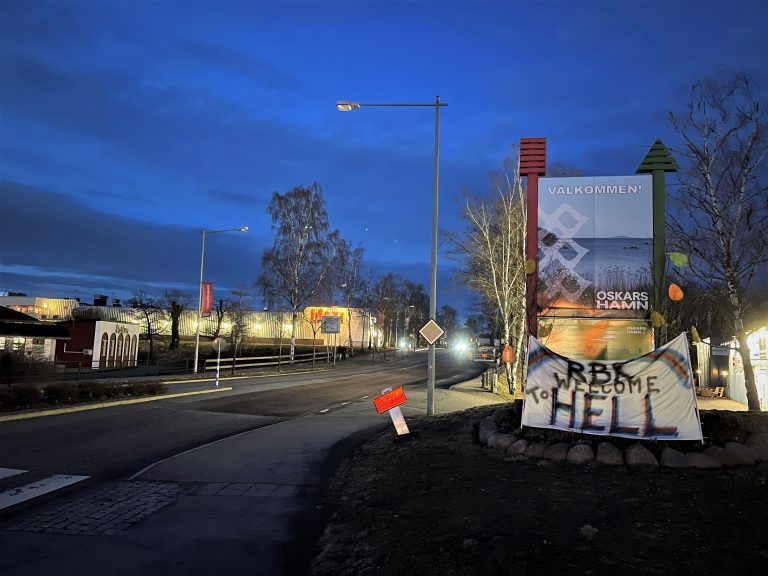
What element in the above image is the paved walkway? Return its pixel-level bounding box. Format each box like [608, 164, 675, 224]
[0, 379, 500, 576]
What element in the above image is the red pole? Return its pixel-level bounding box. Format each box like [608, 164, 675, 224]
[519, 138, 547, 338]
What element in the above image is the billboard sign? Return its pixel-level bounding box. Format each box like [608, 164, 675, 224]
[538, 175, 653, 318]
[538, 317, 654, 361]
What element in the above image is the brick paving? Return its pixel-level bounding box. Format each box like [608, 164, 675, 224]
[5, 481, 194, 536]
[4, 480, 315, 537]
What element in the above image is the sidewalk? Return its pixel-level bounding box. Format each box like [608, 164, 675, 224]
[0, 380, 498, 576]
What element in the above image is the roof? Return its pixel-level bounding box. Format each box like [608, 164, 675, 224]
[0, 306, 71, 340]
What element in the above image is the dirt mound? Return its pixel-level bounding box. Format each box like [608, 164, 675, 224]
[311, 406, 768, 575]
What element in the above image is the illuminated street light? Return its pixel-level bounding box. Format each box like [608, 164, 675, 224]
[193, 226, 249, 374]
[336, 96, 447, 415]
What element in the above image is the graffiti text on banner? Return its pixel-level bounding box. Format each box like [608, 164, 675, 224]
[523, 333, 702, 441]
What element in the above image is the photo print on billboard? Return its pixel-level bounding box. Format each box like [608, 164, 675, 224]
[537, 175, 653, 319]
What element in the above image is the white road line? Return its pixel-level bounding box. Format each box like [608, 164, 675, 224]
[340, 402, 350, 406]
[0, 467, 27, 480]
[0, 474, 90, 510]
[319, 408, 330, 413]
[361, 395, 370, 399]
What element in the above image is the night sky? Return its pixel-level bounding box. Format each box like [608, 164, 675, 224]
[1, 0, 766, 318]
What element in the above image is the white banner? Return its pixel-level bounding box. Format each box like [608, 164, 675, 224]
[523, 333, 702, 441]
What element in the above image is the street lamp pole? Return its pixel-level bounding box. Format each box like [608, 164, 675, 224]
[336, 97, 446, 415]
[193, 226, 249, 374]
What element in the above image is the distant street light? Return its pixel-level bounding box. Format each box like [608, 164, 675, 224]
[193, 226, 249, 374]
[336, 97, 447, 415]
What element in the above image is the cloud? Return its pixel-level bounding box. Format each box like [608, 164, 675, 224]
[182, 41, 301, 92]
[0, 181, 266, 299]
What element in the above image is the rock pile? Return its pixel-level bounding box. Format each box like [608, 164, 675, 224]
[477, 408, 768, 470]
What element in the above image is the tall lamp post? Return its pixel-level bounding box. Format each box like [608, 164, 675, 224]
[336, 97, 446, 415]
[193, 226, 249, 374]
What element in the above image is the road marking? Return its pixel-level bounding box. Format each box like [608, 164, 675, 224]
[0, 474, 90, 510]
[361, 395, 370, 399]
[340, 402, 350, 406]
[0, 467, 27, 480]
[319, 408, 330, 413]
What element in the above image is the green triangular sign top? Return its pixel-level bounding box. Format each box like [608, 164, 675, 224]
[636, 139, 679, 174]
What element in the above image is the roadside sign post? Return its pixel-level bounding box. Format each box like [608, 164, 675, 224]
[212, 338, 224, 388]
[321, 315, 341, 368]
[374, 387, 409, 435]
[419, 319, 445, 415]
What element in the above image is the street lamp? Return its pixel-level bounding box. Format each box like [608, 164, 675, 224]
[193, 226, 249, 374]
[336, 97, 446, 415]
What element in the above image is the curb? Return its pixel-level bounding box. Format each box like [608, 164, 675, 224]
[0, 387, 234, 423]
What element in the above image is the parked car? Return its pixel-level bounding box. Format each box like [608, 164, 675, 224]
[473, 345, 498, 363]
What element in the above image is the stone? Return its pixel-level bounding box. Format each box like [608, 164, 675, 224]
[660, 447, 688, 468]
[543, 442, 570, 462]
[478, 417, 497, 445]
[624, 444, 658, 468]
[491, 433, 516, 451]
[567, 444, 595, 465]
[524, 443, 547, 459]
[491, 407, 511, 425]
[506, 439, 528, 457]
[595, 442, 623, 466]
[746, 432, 768, 462]
[723, 442, 757, 466]
[703, 446, 741, 467]
[686, 452, 721, 469]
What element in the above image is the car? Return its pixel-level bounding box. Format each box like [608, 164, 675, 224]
[473, 345, 498, 363]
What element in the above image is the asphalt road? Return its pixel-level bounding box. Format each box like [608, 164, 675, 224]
[0, 349, 483, 516]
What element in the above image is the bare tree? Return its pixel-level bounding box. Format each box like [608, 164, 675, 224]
[163, 289, 191, 350]
[301, 308, 324, 367]
[437, 305, 458, 343]
[130, 292, 166, 363]
[211, 298, 226, 340]
[447, 158, 527, 397]
[225, 286, 250, 375]
[337, 240, 365, 351]
[258, 184, 340, 362]
[668, 71, 767, 411]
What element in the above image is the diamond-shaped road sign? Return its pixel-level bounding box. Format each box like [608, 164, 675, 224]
[419, 319, 444, 345]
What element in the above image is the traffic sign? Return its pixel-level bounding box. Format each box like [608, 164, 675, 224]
[419, 319, 444, 345]
[373, 387, 407, 414]
[375, 387, 409, 435]
[321, 315, 341, 334]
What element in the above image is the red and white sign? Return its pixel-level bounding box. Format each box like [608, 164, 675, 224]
[374, 387, 410, 435]
[201, 282, 214, 317]
[374, 387, 407, 414]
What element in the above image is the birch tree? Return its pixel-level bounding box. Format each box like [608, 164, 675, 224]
[668, 71, 767, 411]
[258, 184, 340, 361]
[448, 160, 528, 397]
[337, 240, 365, 351]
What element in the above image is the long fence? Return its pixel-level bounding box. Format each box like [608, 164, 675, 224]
[204, 349, 337, 372]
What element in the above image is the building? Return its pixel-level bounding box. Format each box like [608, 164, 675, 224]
[0, 295, 79, 322]
[0, 306, 71, 362]
[696, 326, 768, 410]
[55, 320, 140, 369]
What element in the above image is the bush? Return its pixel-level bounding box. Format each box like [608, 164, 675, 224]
[0, 387, 15, 410]
[77, 381, 106, 401]
[43, 382, 80, 405]
[9, 384, 42, 407]
[144, 382, 166, 395]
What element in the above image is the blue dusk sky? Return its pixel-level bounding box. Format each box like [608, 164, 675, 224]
[1, 0, 766, 318]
